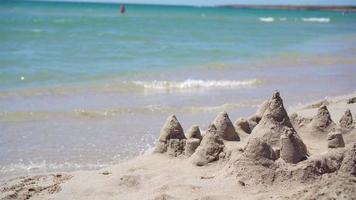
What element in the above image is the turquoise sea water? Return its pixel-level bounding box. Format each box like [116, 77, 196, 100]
[0, 1, 356, 179]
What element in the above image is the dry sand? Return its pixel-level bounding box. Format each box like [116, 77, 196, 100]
[1, 92, 356, 200]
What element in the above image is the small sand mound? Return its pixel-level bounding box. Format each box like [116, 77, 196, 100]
[234, 118, 251, 134]
[244, 138, 277, 161]
[250, 91, 295, 148]
[154, 115, 186, 155]
[328, 131, 345, 149]
[339, 142, 356, 176]
[214, 111, 239, 141]
[280, 128, 308, 164]
[185, 138, 201, 157]
[186, 125, 202, 140]
[339, 109, 354, 130]
[309, 105, 336, 134]
[191, 124, 225, 166]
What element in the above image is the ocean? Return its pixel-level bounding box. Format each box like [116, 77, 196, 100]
[0, 0, 356, 179]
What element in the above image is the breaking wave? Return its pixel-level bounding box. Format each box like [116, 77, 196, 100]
[259, 17, 275, 22]
[302, 18, 330, 23]
[131, 79, 260, 90]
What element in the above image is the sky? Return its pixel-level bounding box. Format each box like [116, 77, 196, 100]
[45, 0, 356, 6]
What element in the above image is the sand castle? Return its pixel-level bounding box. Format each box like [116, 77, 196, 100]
[153, 90, 355, 183]
[154, 91, 314, 166]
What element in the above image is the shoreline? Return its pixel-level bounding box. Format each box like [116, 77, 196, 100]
[1, 91, 355, 199]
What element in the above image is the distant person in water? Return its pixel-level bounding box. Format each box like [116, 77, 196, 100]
[120, 4, 126, 14]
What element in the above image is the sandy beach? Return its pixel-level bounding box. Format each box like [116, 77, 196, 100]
[1, 2, 356, 199]
[1, 91, 355, 200]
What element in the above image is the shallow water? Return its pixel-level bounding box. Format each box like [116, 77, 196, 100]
[0, 1, 356, 179]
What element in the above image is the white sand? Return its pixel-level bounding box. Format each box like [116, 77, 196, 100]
[1, 92, 356, 200]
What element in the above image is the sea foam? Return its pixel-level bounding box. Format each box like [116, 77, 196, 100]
[132, 79, 260, 90]
[259, 17, 275, 22]
[302, 18, 330, 23]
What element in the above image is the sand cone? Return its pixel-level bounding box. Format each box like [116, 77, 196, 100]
[191, 124, 225, 166]
[186, 125, 202, 140]
[309, 105, 335, 133]
[327, 131, 345, 148]
[250, 91, 295, 148]
[155, 115, 186, 154]
[280, 128, 308, 164]
[214, 111, 240, 141]
[339, 109, 353, 130]
[158, 115, 185, 142]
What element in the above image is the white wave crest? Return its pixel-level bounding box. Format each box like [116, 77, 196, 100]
[302, 18, 330, 23]
[132, 79, 260, 90]
[259, 17, 275, 22]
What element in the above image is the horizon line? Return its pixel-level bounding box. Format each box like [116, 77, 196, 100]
[21, 0, 356, 10]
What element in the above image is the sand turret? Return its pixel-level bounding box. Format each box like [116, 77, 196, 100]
[339, 143, 356, 176]
[327, 131, 345, 149]
[339, 109, 353, 130]
[280, 128, 308, 164]
[214, 111, 240, 141]
[185, 125, 202, 157]
[154, 115, 186, 155]
[244, 138, 277, 161]
[185, 138, 201, 157]
[250, 91, 295, 148]
[186, 125, 202, 140]
[191, 124, 225, 166]
[309, 105, 335, 133]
